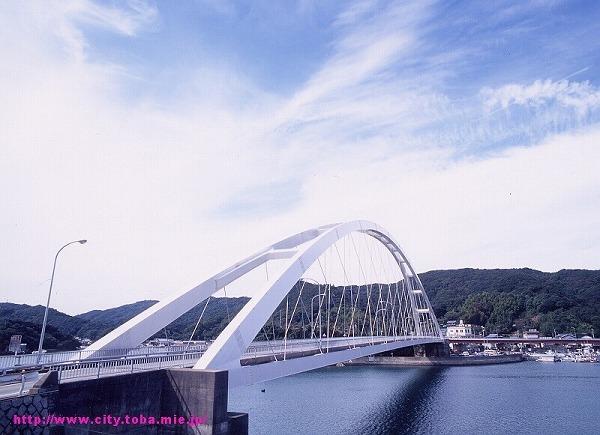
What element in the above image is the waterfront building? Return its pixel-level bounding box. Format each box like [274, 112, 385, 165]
[523, 329, 540, 339]
[147, 338, 176, 346]
[446, 320, 475, 338]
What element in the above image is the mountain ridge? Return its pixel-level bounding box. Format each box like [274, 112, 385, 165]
[2, 268, 599, 354]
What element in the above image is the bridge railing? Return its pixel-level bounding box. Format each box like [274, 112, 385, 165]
[0, 344, 207, 371]
[2, 335, 431, 372]
[50, 335, 439, 381]
[52, 350, 206, 382]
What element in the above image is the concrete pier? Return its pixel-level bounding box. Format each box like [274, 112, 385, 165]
[0, 369, 247, 435]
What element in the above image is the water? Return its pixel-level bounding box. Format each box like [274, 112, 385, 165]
[228, 362, 600, 434]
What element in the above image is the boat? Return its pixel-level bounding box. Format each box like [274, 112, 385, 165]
[536, 354, 558, 362]
[529, 351, 558, 362]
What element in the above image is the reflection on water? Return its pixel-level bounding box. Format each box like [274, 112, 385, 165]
[354, 368, 446, 435]
[228, 362, 600, 435]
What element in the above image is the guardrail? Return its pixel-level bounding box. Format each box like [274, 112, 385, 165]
[0, 344, 207, 371]
[52, 350, 206, 382]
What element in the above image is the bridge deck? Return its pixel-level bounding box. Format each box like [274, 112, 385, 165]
[1, 335, 440, 389]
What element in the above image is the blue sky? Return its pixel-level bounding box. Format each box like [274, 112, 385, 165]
[84, 1, 342, 99]
[1, 0, 600, 313]
[85, 1, 600, 108]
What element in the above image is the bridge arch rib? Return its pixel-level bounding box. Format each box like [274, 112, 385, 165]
[85, 220, 443, 386]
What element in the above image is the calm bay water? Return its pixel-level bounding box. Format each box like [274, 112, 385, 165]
[228, 362, 600, 434]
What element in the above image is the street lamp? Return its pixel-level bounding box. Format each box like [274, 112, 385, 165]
[375, 301, 392, 339]
[310, 290, 326, 342]
[375, 308, 387, 337]
[37, 239, 87, 363]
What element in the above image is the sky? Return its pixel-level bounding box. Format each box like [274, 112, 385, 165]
[1, 0, 600, 314]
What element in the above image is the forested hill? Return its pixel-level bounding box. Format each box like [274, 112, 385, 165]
[0, 298, 248, 354]
[420, 268, 600, 335]
[76, 300, 159, 339]
[2, 268, 599, 354]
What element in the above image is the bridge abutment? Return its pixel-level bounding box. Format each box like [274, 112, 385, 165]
[1, 369, 247, 435]
[421, 342, 451, 357]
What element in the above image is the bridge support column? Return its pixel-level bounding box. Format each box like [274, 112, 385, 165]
[421, 342, 450, 357]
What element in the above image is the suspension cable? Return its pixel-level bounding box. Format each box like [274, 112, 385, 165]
[185, 297, 211, 352]
[222, 285, 232, 324]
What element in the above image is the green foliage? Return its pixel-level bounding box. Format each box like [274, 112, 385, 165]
[2, 268, 598, 349]
[0, 319, 79, 355]
[0, 303, 87, 336]
[422, 268, 600, 336]
[76, 300, 158, 339]
[154, 297, 249, 341]
[0, 298, 250, 345]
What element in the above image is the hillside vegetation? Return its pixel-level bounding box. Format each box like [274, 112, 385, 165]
[2, 268, 598, 354]
[421, 268, 600, 335]
[0, 298, 248, 354]
[0, 319, 80, 354]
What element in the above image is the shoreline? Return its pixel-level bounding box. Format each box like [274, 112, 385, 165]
[344, 354, 524, 366]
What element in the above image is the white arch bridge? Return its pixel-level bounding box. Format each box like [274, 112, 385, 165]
[79, 221, 443, 387]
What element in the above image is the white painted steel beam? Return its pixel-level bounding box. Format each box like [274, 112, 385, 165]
[85, 220, 442, 381]
[84, 226, 330, 355]
[195, 220, 442, 373]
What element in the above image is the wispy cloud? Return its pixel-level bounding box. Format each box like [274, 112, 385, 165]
[481, 79, 600, 115]
[73, 0, 157, 36]
[1, 0, 600, 312]
[43, 0, 158, 61]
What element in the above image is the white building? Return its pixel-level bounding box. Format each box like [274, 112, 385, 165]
[523, 329, 540, 339]
[446, 320, 475, 338]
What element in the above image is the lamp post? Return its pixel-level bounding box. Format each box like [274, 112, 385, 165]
[311, 290, 325, 342]
[37, 239, 87, 363]
[375, 301, 392, 339]
[375, 308, 387, 337]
